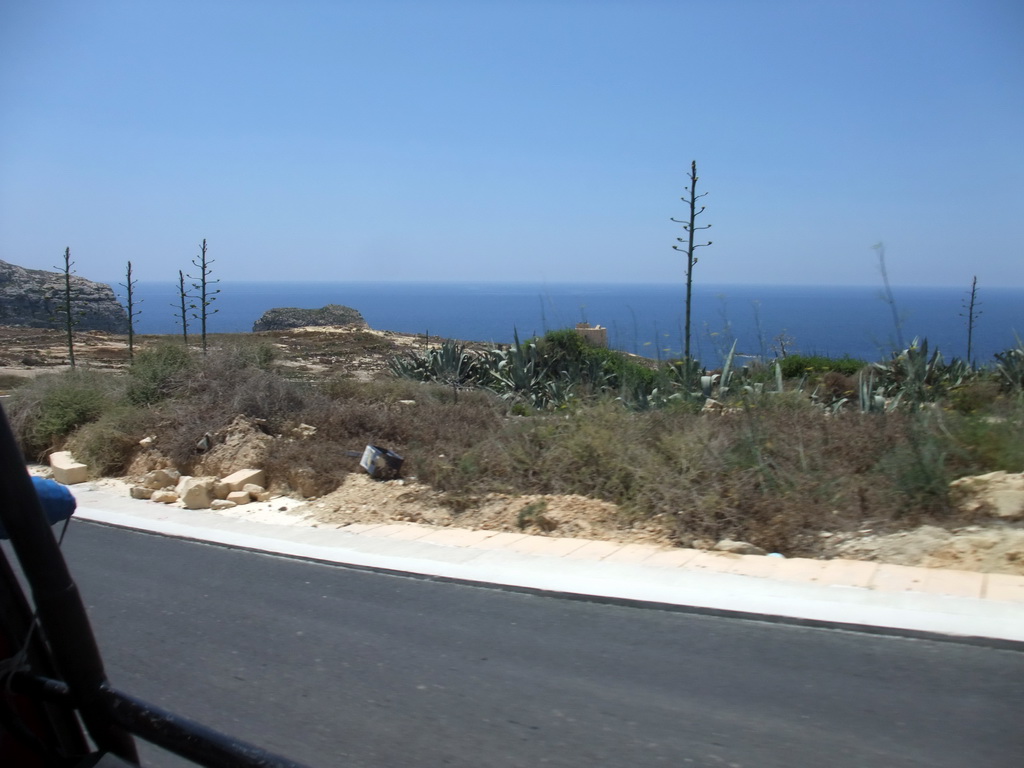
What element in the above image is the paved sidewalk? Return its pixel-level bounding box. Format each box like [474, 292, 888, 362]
[68, 484, 1024, 647]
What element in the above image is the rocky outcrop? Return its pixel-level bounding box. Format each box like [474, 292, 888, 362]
[252, 304, 367, 332]
[0, 259, 128, 332]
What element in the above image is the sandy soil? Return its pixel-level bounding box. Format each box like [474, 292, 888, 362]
[292, 472, 671, 545]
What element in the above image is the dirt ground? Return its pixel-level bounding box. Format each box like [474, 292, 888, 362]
[5, 325, 1024, 574]
[293, 472, 672, 546]
[0, 325, 453, 387]
[289, 473, 1024, 575]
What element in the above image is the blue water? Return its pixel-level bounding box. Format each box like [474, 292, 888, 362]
[128, 281, 1022, 365]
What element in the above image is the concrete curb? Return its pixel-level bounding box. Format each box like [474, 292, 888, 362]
[68, 485, 1024, 650]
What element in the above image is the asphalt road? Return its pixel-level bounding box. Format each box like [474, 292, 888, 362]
[58, 521, 1024, 768]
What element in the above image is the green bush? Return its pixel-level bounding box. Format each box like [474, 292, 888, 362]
[126, 343, 195, 405]
[949, 404, 1024, 473]
[879, 418, 953, 517]
[7, 369, 122, 459]
[779, 353, 866, 379]
[947, 380, 1001, 415]
[210, 337, 279, 370]
[529, 329, 658, 406]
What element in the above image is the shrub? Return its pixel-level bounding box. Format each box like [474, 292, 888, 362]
[878, 416, 953, 517]
[947, 380, 1001, 414]
[7, 369, 122, 459]
[208, 337, 279, 370]
[949, 403, 1024, 474]
[320, 375, 447, 406]
[779, 353, 866, 379]
[0, 374, 30, 393]
[64, 405, 156, 476]
[536, 329, 657, 394]
[154, 366, 325, 470]
[126, 343, 195, 406]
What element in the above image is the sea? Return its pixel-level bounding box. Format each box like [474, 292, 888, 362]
[128, 281, 1022, 366]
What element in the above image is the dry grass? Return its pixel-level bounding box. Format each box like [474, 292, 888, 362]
[5, 333, 1021, 556]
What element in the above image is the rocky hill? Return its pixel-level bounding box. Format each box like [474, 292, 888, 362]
[0, 259, 128, 333]
[252, 304, 367, 332]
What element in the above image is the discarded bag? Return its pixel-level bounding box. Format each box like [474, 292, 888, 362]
[359, 445, 404, 479]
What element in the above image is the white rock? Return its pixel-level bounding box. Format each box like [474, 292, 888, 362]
[221, 468, 266, 492]
[713, 539, 767, 556]
[210, 499, 237, 510]
[177, 476, 216, 510]
[990, 489, 1024, 519]
[143, 468, 180, 490]
[49, 451, 88, 485]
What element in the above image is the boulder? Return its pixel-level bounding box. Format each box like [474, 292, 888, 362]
[151, 490, 178, 504]
[130, 486, 154, 500]
[226, 490, 251, 505]
[210, 499, 237, 510]
[142, 468, 181, 490]
[951, 471, 1024, 519]
[176, 476, 216, 510]
[49, 451, 88, 485]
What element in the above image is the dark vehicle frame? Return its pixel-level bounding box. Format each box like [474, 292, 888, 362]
[0, 403, 309, 767]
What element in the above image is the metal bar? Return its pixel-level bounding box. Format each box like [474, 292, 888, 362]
[0, 545, 91, 761]
[13, 674, 312, 768]
[0, 404, 139, 762]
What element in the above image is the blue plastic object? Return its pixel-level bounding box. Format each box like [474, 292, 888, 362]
[0, 476, 77, 539]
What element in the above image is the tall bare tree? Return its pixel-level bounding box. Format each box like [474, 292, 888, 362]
[53, 247, 80, 368]
[188, 238, 219, 353]
[671, 161, 712, 363]
[175, 270, 189, 347]
[960, 275, 982, 366]
[120, 261, 143, 361]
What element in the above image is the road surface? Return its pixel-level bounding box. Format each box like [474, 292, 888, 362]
[60, 521, 1024, 768]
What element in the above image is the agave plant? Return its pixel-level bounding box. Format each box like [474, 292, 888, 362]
[994, 342, 1024, 393]
[872, 338, 979, 409]
[484, 333, 560, 408]
[663, 357, 703, 392]
[857, 369, 894, 413]
[872, 338, 941, 408]
[695, 340, 738, 399]
[388, 339, 483, 390]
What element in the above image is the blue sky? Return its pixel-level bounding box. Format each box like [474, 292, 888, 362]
[1, 0, 1021, 287]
